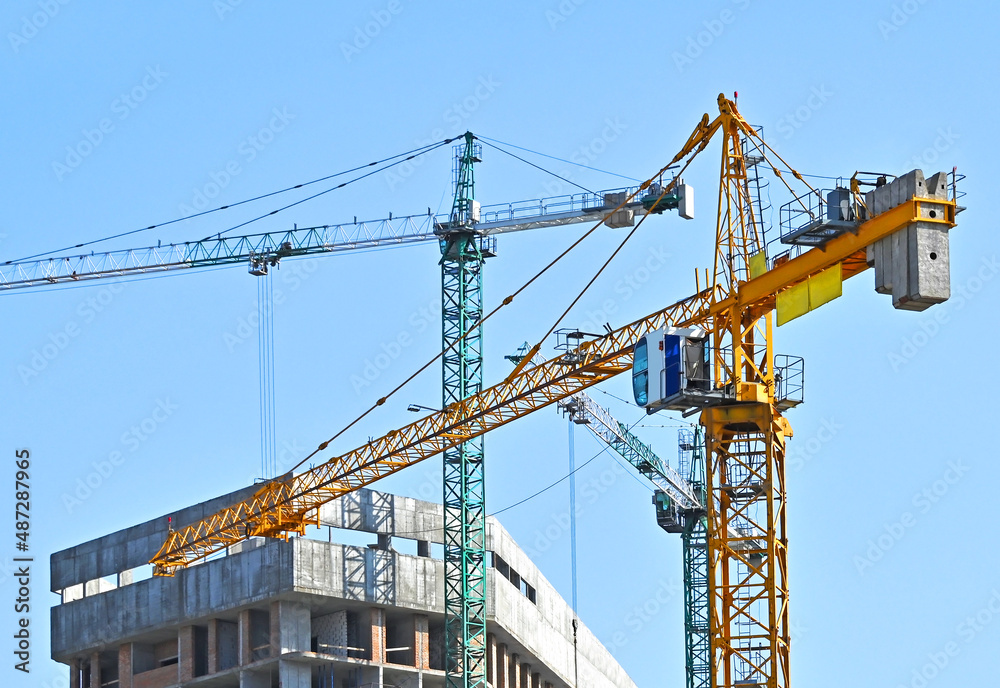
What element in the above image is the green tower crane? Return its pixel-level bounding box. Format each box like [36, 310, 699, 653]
[438, 132, 489, 688]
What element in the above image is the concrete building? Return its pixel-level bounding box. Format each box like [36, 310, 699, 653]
[51, 486, 637, 688]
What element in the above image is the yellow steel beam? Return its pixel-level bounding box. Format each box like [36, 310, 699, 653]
[150, 189, 949, 576]
[721, 197, 956, 318]
[151, 289, 715, 574]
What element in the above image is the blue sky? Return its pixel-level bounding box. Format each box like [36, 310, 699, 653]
[1, 1, 996, 687]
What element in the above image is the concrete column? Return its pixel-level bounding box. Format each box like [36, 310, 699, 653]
[179, 625, 196, 682]
[370, 608, 386, 663]
[238, 609, 253, 666]
[498, 643, 510, 688]
[270, 600, 311, 656]
[518, 662, 530, 688]
[530, 671, 541, 688]
[486, 633, 497, 687]
[414, 614, 430, 669]
[207, 619, 220, 675]
[510, 653, 521, 688]
[278, 659, 312, 688]
[69, 659, 81, 688]
[117, 645, 133, 688]
[89, 652, 101, 688]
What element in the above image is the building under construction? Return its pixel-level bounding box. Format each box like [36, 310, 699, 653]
[50, 486, 635, 688]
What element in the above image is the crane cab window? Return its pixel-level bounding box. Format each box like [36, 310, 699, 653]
[632, 337, 648, 406]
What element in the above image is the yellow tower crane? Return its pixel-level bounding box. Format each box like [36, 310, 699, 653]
[151, 94, 960, 688]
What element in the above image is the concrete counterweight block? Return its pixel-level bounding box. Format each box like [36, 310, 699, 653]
[866, 169, 953, 311]
[905, 222, 950, 306]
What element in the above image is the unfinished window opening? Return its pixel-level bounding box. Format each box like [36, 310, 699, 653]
[492, 552, 537, 605]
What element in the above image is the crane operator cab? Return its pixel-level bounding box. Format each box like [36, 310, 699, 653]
[632, 327, 721, 414]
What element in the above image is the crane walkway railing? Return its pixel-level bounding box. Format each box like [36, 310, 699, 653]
[0, 185, 647, 291]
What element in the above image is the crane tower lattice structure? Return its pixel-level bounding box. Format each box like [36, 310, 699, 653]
[125, 95, 959, 688]
[440, 132, 488, 688]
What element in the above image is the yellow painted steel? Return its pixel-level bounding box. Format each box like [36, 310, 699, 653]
[702, 403, 790, 687]
[148, 96, 957, 688]
[775, 262, 843, 326]
[776, 282, 809, 326]
[808, 263, 843, 310]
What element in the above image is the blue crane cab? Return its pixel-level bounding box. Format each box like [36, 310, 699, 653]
[632, 327, 716, 413]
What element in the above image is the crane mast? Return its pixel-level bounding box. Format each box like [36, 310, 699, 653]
[139, 95, 959, 688]
[704, 96, 789, 687]
[438, 133, 488, 688]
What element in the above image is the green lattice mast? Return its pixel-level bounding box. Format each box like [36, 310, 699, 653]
[440, 132, 488, 688]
